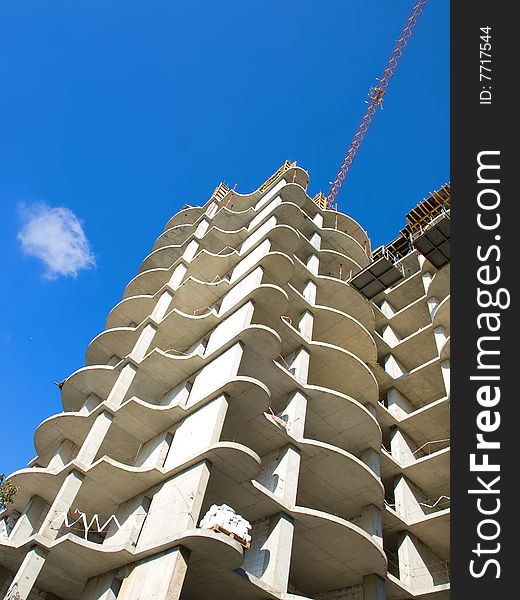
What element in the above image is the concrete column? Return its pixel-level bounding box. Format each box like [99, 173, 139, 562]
[381, 324, 401, 348]
[151, 291, 174, 322]
[47, 439, 77, 471]
[297, 310, 314, 341]
[187, 343, 243, 407]
[241, 217, 277, 255]
[78, 393, 102, 416]
[259, 513, 294, 592]
[230, 239, 271, 283]
[118, 546, 190, 600]
[389, 427, 415, 466]
[138, 462, 212, 546]
[219, 267, 263, 315]
[306, 253, 319, 276]
[364, 402, 378, 419]
[421, 272, 433, 294]
[194, 218, 209, 238]
[310, 232, 321, 250]
[103, 495, 151, 549]
[249, 195, 282, 230]
[254, 179, 286, 212]
[396, 532, 439, 590]
[359, 504, 383, 547]
[168, 262, 188, 289]
[433, 326, 447, 355]
[270, 445, 301, 506]
[182, 239, 199, 262]
[129, 324, 157, 362]
[386, 388, 412, 419]
[378, 299, 395, 318]
[363, 573, 386, 600]
[394, 476, 426, 522]
[38, 470, 85, 540]
[135, 432, 173, 468]
[106, 364, 138, 410]
[79, 571, 119, 600]
[441, 359, 450, 395]
[427, 296, 439, 319]
[285, 347, 310, 384]
[2, 546, 48, 600]
[280, 390, 307, 439]
[75, 411, 114, 467]
[303, 279, 316, 305]
[383, 354, 406, 379]
[205, 301, 254, 355]
[9, 496, 47, 544]
[313, 213, 323, 228]
[361, 448, 381, 478]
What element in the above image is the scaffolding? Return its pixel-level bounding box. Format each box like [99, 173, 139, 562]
[258, 160, 297, 192]
[372, 183, 450, 262]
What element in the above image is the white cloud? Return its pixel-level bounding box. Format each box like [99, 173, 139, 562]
[17, 203, 96, 279]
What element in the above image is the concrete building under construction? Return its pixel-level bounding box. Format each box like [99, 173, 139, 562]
[0, 163, 450, 600]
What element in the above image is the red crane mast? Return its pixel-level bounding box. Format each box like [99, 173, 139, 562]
[326, 0, 430, 209]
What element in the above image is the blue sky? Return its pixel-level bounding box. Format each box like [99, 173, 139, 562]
[0, 0, 449, 475]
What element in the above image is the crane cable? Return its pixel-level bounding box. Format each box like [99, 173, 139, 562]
[326, 0, 430, 208]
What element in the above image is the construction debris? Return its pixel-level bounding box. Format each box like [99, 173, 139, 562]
[199, 504, 252, 548]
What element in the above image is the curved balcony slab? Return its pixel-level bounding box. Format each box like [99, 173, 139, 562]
[164, 205, 204, 231]
[386, 574, 451, 600]
[295, 438, 384, 519]
[7, 528, 244, 600]
[374, 295, 431, 339]
[62, 364, 119, 413]
[433, 295, 450, 334]
[376, 396, 450, 451]
[322, 210, 370, 249]
[36, 375, 271, 462]
[285, 282, 374, 346]
[80, 441, 261, 511]
[140, 224, 248, 273]
[311, 305, 376, 363]
[239, 358, 380, 452]
[246, 483, 387, 594]
[321, 227, 370, 267]
[383, 505, 450, 558]
[124, 324, 280, 404]
[277, 327, 377, 404]
[315, 276, 375, 331]
[8, 440, 261, 519]
[90, 283, 289, 367]
[124, 248, 239, 300]
[210, 204, 254, 228]
[317, 248, 363, 279]
[381, 448, 450, 500]
[88, 308, 217, 367]
[255, 286, 376, 365]
[428, 263, 450, 302]
[182, 563, 316, 600]
[374, 358, 446, 409]
[305, 385, 381, 453]
[65, 318, 281, 413]
[106, 294, 157, 329]
[380, 271, 426, 313]
[152, 222, 196, 252]
[167, 276, 228, 314]
[375, 325, 438, 370]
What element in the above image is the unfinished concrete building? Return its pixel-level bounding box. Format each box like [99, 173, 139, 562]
[0, 163, 450, 600]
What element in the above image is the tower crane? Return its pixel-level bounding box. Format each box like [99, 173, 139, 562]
[325, 0, 430, 209]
